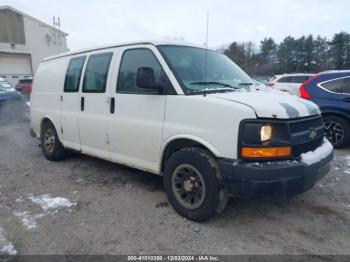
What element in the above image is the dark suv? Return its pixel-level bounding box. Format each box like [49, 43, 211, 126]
[299, 70, 350, 148]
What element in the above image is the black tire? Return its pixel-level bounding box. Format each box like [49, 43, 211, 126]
[40, 121, 66, 161]
[163, 147, 228, 222]
[323, 115, 350, 148]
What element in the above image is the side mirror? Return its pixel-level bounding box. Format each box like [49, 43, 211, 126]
[136, 67, 161, 90]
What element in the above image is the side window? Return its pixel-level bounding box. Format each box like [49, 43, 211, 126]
[321, 78, 348, 93]
[64, 56, 86, 92]
[291, 76, 309, 83]
[82, 53, 113, 93]
[117, 48, 172, 94]
[277, 77, 291, 83]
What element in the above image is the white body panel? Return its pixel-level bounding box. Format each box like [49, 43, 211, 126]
[30, 41, 321, 175]
[31, 58, 65, 138]
[77, 48, 117, 160]
[109, 93, 166, 171]
[162, 95, 256, 160]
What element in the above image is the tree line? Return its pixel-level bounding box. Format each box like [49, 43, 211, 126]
[221, 32, 350, 77]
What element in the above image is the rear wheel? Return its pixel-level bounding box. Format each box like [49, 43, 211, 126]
[163, 147, 228, 222]
[41, 121, 66, 161]
[323, 115, 350, 148]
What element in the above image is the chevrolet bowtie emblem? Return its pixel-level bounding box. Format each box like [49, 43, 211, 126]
[309, 129, 317, 139]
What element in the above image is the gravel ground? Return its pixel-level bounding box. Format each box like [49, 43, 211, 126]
[0, 119, 349, 255]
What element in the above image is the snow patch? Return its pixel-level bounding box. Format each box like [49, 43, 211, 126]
[300, 138, 333, 165]
[15, 196, 24, 203]
[12, 194, 75, 231]
[13, 211, 44, 230]
[344, 169, 350, 175]
[28, 194, 75, 211]
[0, 226, 17, 255]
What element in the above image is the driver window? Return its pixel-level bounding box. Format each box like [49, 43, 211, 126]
[117, 48, 172, 94]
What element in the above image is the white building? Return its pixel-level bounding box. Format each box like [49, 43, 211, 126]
[0, 6, 68, 85]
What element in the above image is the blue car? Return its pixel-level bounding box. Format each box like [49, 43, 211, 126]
[299, 70, 350, 148]
[0, 78, 27, 122]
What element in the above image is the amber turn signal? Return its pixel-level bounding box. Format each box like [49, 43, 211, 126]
[242, 146, 291, 158]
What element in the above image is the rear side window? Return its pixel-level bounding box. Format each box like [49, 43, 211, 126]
[117, 48, 170, 94]
[320, 77, 350, 93]
[64, 56, 86, 92]
[291, 76, 309, 83]
[277, 77, 291, 83]
[82, 53, 113, 93]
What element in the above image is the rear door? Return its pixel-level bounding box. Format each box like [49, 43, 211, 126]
[318, 76, 350, 111]
[60, 56, 86, 150]
[78, 51, 115, 160]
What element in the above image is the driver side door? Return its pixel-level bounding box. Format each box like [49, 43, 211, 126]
[108, 47, 173, 173]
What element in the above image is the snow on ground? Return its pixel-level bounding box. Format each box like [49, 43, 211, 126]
[28, 194, 76, 212]
[300, 138, 333, 165]
[11, 194, 76, 231]
[0, 226, 17, 255]
[13, 211, 44, 231]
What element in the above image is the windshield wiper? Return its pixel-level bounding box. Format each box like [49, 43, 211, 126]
[190, 81, 236, 88]
[188, 87, 236, 96]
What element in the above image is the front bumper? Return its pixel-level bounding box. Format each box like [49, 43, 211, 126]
[219, 149, 333, 199]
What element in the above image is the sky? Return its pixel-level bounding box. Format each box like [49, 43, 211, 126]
[1, 0, 349, 51]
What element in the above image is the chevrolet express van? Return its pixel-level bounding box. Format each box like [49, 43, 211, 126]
[31, 41, 333, 221]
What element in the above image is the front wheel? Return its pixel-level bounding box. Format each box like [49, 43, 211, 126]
[163, 147, 228, 222]
[323, 115, 350, 148]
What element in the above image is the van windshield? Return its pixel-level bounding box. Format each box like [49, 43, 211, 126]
[158, 45, 254, 94]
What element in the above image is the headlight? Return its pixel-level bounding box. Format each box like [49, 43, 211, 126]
[239, 120, 291, 159]
[260, 124, 272, 142]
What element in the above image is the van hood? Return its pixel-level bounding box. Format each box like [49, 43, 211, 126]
[208, 90, 320, 119]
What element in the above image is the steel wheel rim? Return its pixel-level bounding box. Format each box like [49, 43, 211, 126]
[324, 121, 344, 145]
[44, 128, 55, 153]
[171, 164, 206, 210]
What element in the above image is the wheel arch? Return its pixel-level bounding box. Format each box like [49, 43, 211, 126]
[322, 110, 350, 121]
[159, 135, 220, 174]
[40, 116, 60, 139]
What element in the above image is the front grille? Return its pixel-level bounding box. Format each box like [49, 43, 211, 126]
[293, 137, 323, 157]
[288, 116, 325, 157]
[289, 117, 323, 134]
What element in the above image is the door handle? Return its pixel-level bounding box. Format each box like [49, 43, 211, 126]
[110, 97, 115, 114]
[81, 97, 85, 111]
[343, 97, 350, 103]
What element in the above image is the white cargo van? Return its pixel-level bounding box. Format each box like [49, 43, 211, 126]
[31, 41, 333, 221]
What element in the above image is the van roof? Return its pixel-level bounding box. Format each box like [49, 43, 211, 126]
[43, 40, 207, 62]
